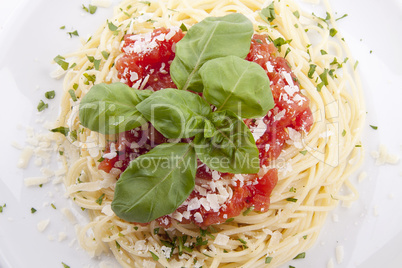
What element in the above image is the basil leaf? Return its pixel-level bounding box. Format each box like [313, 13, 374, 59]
[194, 110, 259, 174]
[79, 82, 152, 134]
[111, 143, 197, 223]
[136, 88, 211, 139]
[200, 55, 274, 118]
[170, 13, 253, 92]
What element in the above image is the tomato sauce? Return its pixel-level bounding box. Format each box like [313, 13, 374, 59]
[99, 28, 313, 228]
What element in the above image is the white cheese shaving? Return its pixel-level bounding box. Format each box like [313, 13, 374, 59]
[194, 212, 203, 223]
[37, 219, 50, 232]
[61, 208, 77, 224]
[214, 234, 230, 246]
[17, 146, 34, 169]
[101, 204, 115, 217]
[24, 176, 49, 187]
[335, 245, 344, 264]
[370, 144, 400, 165]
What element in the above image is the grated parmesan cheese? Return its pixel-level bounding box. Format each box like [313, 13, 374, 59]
[24, 176, 50, 187]
[37, 219, 50, 232]
[214, 234, 230, 246]
[17, 146, 34, 169]
[335, 245, 344, 264]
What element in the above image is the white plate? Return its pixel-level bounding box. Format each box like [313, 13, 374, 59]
[0, 0, 401, 267]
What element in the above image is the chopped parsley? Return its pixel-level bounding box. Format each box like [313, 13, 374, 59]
[329, 28, 338, 37]
[61, 262, 70, 268]
[54, 55, 69, 70]
[82, 4, 97, 14]
[108, 21, 119, 32]
[96, 194, 105, 205]
[342, 129, 347, 137]
[260, 3, 276, 23]
[286, 197, 298, 202]
[51, 203, 57, 209]
[180, 23, 188, 32]
[336, 14, 348, 21]
[308, 64, 317, 79]
[299, 150, 307, 155]
[50, 126, 69, 136]
[67, 30, 79, 38]
[0, 204, 6, 213]
[31, 207, 37, 214]
[370, 125, 378, 130]
[45, 90, 56, 99]
[37, 100, 48, 112]
[101, 51, 110, 60]
[68, 89, 77, 101]
[243, 206, 254, 216]
[150, 251, 159, 261]
[293, 252, 306, 259]
[265, 256, 273, 264]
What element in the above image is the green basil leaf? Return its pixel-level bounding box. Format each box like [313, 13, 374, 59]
[194, 110, 259, 174]
[136, 88, 211, 139]
[79, 82, 152, 134]
[111, 143, 197, 223]
[170, 13, 253, 92]
[200, 55, 274, 118]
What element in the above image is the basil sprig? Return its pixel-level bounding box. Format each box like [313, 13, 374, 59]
[78, 13, 275, 223]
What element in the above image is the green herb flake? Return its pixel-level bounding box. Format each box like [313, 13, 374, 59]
[354, 60, 359, 70]
[108, 21, 119, 32]
[319, 69, 329, 86]
[260, 3, 276, 23]
[293, 10, 300, 19]
[0, 204, 5, 213]
[303, 235, 308, 240]
[225, 217, 235, 223]
[329, 28, 338, 37]
[150, 251, 159, 261]
[69, 130, 78, 141]
[370, 125, 378, 130]
[299, 150, 307, 155]
[342, 129, 347, 137]
[50, 203, 56, 209]
[320, 49, 328, 55]
[243, 206, 254, 216]
[336, 14, 348, 21]
[180, 23, 188, 32]
[60, 25, 66, 30]
[284, 47, 291, 58]
[139, 1, 151, 6]
[62, 262, 70, 268]
[286, 197, 298, 202]
[83, 73, 96, 85]
[94, 59, 101, 70]
[68, 89, 77, 101]
[101, 51, 110, 60]
[67, 30, 79, 38]
[54, 55, 69, 70]
[153, 228, 160, 234]
[308, 64, 317, 79]
[289, 187, 297, 193]
[289, 266, 295, 268]
[82, 4, 97, 14]
[265, 256, 273, 264]
[37, 100, 48, 112]
[115, 241, 121, 250]
[355, 144, 362, 147]
[51, 126, 69, 136]
[31, 207, 37, 214]
[272, 37, 292, 52]
[293, 252, 306, 259]
[45, 90, 56, 99]
[96, 194, 105, 205]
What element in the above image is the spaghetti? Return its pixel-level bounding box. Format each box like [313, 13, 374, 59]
[54, 0, 365, 267]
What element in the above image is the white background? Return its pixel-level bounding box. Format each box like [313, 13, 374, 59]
[0, 0, 401, 267]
